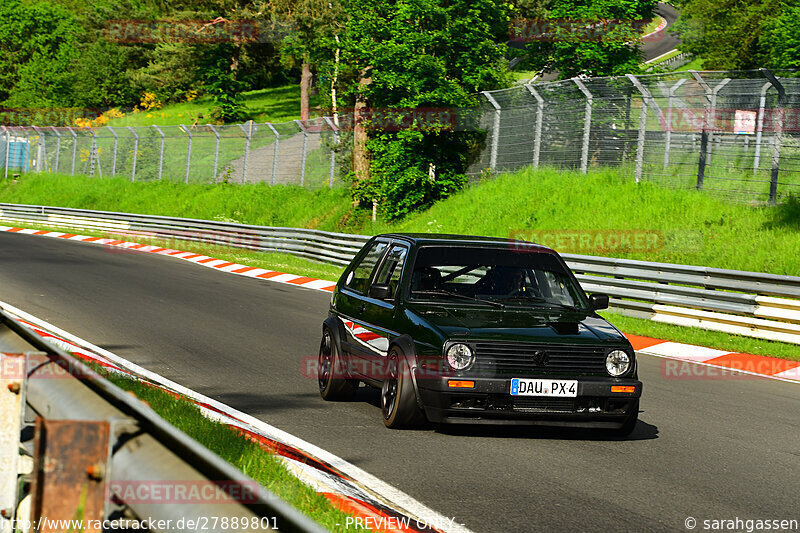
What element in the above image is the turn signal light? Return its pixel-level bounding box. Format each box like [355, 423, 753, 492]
[448, 380, 475, 388]
[611, 385, 636, 393]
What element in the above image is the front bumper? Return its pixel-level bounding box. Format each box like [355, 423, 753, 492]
[416, 374, 642, 427]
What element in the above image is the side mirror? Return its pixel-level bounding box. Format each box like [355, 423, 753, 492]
[589, 293, 609, 311]
[369, 284, 392, 300]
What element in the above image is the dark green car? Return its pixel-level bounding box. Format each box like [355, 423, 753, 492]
[318, 233, 642, 435]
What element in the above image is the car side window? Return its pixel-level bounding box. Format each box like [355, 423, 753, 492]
[345, 241, 389, 294]
[373, 245, 408, 298]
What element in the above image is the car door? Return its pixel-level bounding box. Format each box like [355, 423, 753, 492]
[338, 240, 409, 382]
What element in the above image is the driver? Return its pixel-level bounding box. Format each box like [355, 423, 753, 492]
[481, 266, 527, 295]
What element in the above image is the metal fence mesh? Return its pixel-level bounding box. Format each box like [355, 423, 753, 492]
[2, 69, 798, 203]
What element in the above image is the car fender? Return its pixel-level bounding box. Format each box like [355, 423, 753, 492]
[322, 316, 350, 376]
[389, 335, 425, 412]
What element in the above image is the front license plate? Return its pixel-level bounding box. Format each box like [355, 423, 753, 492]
[510, 378, 578, 397]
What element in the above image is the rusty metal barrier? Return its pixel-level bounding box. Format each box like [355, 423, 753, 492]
[0, 307, 324, 533]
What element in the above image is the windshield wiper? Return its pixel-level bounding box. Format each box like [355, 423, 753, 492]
[412, 289, 506, 309]
[501, 295, 583, 312]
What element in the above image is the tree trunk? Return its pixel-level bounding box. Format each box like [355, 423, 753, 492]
[300, 59, 312, 122]
[353, 67, 372, 192]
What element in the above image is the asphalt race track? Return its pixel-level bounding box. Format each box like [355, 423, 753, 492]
[643, 3, 681, 62]
[2, 232, 799, 532]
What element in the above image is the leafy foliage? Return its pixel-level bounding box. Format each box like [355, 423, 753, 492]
[330, 0, 511, 219]
[670, 0, 794, 71]
[517, 0, 657, 78]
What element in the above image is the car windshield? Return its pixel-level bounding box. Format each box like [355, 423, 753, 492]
[408, 245, 588, 310]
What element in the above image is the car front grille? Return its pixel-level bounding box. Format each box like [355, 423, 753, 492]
[471, 341, 607, 377]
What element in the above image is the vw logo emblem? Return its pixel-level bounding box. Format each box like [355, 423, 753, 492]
[532, 350, 549, 366]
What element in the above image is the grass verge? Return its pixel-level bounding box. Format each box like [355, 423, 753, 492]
[100, 370, 354, 531]
[106, 84, 319, 127]
[5, 168, 800, 275]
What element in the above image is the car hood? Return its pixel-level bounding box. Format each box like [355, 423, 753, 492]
[406, 304, 626, 345]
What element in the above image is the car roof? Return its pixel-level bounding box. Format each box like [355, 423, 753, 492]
[376, 233, 557, 254]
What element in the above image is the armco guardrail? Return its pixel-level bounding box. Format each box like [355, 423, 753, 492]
[0, 307, 325, 533]
[1, 203, 798, 345]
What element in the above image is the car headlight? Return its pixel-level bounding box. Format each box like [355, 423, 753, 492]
[606, 350, 631, 377]
[446, 343, 474, 371]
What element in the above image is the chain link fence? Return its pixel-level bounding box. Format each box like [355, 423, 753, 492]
[472, 68, 800, 204]
[2, 69, 799, 203]
[0, 118, 346, 189]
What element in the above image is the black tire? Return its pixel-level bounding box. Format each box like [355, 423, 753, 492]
[608, 399, 639, 437]
[318, 328, 358, 401]
[381, 346, 425, 428]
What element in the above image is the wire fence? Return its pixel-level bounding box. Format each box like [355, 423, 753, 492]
[471, 68, 800, 204]
[2, 69, 799, 203]
[0, 118, 345, 189]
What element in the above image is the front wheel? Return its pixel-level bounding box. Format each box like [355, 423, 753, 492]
[381, 346, 425, 429]
[318, 328, 357, 401]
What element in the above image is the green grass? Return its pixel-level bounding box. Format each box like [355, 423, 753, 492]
[372, 167, 800, 276]
[4, 167, 800, 274]
[601, 311, 800, 362]
[675, 57, 705, 72]
[102, 371, 354, 531]
[106, 84, 319, 128]
[0, 173, 353, 231]
[645, 48, 683, 66]
[642, 16, 664, 35]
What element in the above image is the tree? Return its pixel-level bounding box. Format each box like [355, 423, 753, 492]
[258, 0, 344, 121]
[0, 1, 83, 108]
[516, 0, 656, 78]
[670, 0, 782, 70]
[330, 0, 512, 219]
[761, 4, 800, 71]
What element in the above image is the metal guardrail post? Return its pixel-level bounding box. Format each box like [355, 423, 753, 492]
[208, 125, 220, 182]
[323, 117, 338, 188]
[626, 75, 653, 183]
[107, 127, 118, 176]
[753, 81, 772, 174]
[67, 127, 77, 176]
[50, 127, 61, 173]
[0, 351, 27, 530]
[295, 120, 308, 186]
[482, 91, 501, 172]
[574, 79, 593, 174]
[760, 68, 785, 205]
[181, 124, 192, 184]
[127, 127, 139, 182]
[237, 121, 255, 184]
[266, 123, 279, 186]
[152, 125, 165, 180]
[524, 84, 544, 169]
[664, 79, 687, 169]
